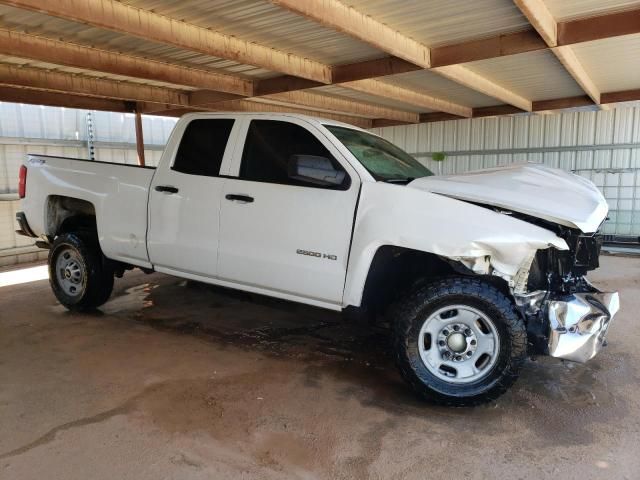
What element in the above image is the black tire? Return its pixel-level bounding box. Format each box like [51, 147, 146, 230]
[391, 277, 527, 406]
[48, 232, 114, 311]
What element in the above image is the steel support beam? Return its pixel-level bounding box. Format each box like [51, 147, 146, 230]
[134, 103, 145, 167]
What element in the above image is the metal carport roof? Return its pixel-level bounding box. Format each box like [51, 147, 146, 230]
[0, 0, 637, 136]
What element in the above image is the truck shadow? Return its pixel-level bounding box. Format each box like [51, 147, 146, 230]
[83, 273, 633, 446]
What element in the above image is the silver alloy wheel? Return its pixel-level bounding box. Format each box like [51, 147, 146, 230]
[55, 247, 85, 297]
[418, 305, 500, 384]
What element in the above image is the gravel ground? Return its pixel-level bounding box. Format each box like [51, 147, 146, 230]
[0, 255, 638, 479]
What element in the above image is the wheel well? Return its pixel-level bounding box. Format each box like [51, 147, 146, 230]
[46, 196, 97, 237]
[357, 246, 511, 318]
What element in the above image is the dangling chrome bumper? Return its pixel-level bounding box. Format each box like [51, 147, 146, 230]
[515, 288, 620, 363]
[546, 291, 619, 363]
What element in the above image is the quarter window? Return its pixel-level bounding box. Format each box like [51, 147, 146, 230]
[172, 119, 235, 176]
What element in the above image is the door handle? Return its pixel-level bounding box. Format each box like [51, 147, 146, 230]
[225, 194, 254, 203]
[155, 185, 179, 194]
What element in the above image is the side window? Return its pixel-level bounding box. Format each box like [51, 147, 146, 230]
[239, 120, 348, 188]
[172, 119, 235, 176]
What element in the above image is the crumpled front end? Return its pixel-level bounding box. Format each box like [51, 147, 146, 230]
[516, 228, 620, 363]
[547, 291, 619, 363]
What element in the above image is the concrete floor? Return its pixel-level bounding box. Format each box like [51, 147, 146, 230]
[1, 255, 639, 479]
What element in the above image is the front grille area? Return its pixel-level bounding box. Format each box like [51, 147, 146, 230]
[528, 232, 601, 294]
[566, 233, 601, 274]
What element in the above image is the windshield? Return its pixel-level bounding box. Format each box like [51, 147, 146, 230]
[325, 125, 433, 182]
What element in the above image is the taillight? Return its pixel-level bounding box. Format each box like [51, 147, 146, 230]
[18, 165, 27, 198]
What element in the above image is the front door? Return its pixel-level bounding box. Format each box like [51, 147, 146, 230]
[217, 118, 360, 306]
[147, 116, 240, 277]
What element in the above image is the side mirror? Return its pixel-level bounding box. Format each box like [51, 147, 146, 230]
[288, 154, 346, 187]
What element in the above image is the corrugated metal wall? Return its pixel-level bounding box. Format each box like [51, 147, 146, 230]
[371, 106, 640, 236]
[2, 103, 639, 266]
[0, 103, 177, 266]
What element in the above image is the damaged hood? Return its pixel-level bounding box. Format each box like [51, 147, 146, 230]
[408, 163, 608, 233]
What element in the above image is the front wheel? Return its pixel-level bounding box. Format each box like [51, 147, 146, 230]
[48, 232, 114, 311]
[391, 277, 527, 406]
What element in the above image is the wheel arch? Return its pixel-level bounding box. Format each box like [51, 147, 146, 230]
[351, 245, 457, 314]
[45, 195, 98, 237]
[346, 244, 513, 316]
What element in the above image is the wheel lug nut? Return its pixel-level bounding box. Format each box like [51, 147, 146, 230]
[464, 329, 472, 336]
[453, 325, 460, 331]
[470, 340, 476, 346]
[442, 329, 449, 336]
[466, 351, 472, 357]
[443, 352, 451, 359]
[438, 340, 445, 346]
[455, 355, 462, 361]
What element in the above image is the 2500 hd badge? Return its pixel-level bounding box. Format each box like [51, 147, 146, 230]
[296, 249, 338, 261]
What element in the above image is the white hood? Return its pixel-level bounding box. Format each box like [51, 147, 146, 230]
[408, 163, 608, 233]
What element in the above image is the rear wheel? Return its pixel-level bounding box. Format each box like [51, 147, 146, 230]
[49, 232, 114, 311]
[391, 277, 527, 406]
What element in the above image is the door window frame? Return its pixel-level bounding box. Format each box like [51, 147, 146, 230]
[226, 115, 360, 192]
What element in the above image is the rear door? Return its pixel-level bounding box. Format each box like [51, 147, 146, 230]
[147, 116, 240, 277]
[217, 117, 361, 306]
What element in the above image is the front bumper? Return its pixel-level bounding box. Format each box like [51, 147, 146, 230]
[546, 291, 620, 363]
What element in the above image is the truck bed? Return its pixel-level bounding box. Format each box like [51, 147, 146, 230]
[21, 154, 156, 268]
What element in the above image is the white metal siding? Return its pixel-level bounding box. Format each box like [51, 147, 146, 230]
[371, 107, 640, 235]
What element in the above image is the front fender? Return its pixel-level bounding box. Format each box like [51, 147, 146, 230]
[342, 182, 568, 307]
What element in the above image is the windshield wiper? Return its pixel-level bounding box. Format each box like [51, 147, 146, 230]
[382, 177, 415, 184]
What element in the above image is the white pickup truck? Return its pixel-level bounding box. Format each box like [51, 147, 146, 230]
[16, 112, 619, 406]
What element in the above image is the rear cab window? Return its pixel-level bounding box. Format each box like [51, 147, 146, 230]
[172, 119, 235, 177]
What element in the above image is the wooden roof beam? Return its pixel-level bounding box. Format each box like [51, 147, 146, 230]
[2, 0, 635, 108]
[0, 85, 131, 112]
[532, 95, 593, 111]
[190, 87, 419, 123]
[366, 88, 640, 127]
[0, 29, 253, 97]
[331, 57, 421, 84]
[261, 90, 419, 123]
[0, 30, 429, 123]
[325, 5, 640, 82]
[1, 0, 331, 83]
[211, 99, 373, 129]
[558, 8, 640, 45]
[0, 64, 190, 106]
[513, 0, 601, 105]
[434, 65, 532, 111]
[551, 46, 601, 104]
[514, 0, 557, 47]
[340, 79, 472, 118]
[329, 5, 640, 82]
[0, 67, 374, 127]
[431, 29, 546, 67]
[473, 105, 524, 117]
[601, 89, 640, 105]
[267, 0, 533, 110]
[269, 0, 430, 68]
